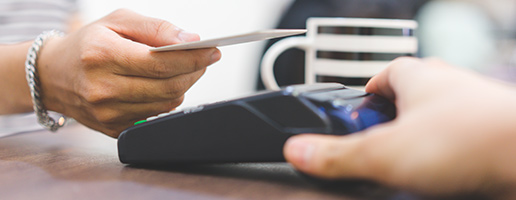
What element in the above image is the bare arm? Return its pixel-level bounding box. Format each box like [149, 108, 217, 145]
[0, 9, 84, 114]
[0, 42, 33, 114]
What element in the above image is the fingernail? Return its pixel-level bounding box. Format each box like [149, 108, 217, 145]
[285, 138, 315, 169]
[178, 31, 199, 42]
[211, 50, 221, 63]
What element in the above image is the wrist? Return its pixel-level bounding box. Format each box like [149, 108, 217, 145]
[36, 35, 68, 114]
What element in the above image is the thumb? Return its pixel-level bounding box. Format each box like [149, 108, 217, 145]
[100, 9, 200, 47]
[283, 125, 398, 181]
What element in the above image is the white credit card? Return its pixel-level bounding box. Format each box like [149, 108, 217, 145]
[149, 29, 306, 52]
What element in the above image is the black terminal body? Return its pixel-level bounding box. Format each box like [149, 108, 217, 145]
[118, 83, 396, 165]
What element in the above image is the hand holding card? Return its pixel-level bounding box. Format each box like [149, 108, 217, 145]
[149, 29, 307, 52]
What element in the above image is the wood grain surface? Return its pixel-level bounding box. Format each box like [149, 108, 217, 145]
[0, 124, 411, 200]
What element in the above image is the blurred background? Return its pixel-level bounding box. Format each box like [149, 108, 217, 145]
[76, 0, 516, 108]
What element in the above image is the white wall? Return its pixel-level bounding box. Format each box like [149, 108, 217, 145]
[78, 0, 293, 108]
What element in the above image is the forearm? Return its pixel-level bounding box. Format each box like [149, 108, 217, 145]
[0, 42, 33, 114]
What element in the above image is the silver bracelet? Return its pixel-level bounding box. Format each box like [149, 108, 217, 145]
[25, 30, 67, 132]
